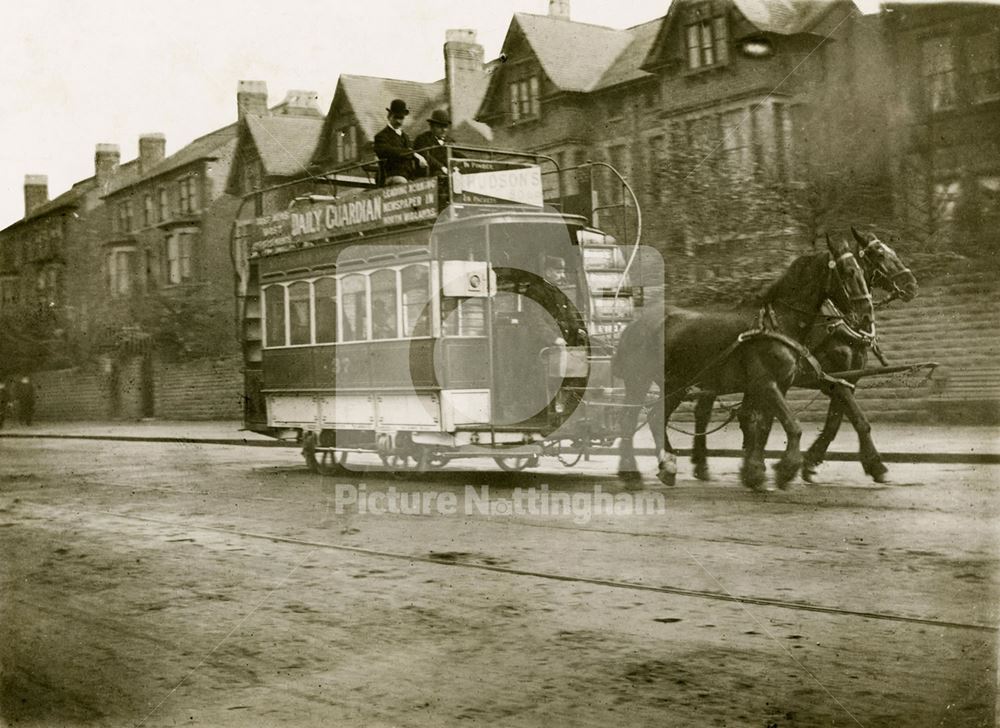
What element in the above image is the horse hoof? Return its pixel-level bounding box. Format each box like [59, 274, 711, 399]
[741, 465, 767, 491]
[618, 470, 642, 483]
[865, 462, 889, 484]
[802, 467, 818, 484]
[656, 469, 676, 486]
[693, 462, 712, 481]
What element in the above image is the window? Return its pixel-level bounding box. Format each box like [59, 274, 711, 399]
[178, 175, 199, 215]
[370, 269, 399, 340]
[335, 126, 358, 163]
[107, 248, 135, 298]
[933, 179, 962, 238]
[685, 7, 729, 70]
[165, 232, 194, 284]
[117, 201, 133, 234]
[314, 277, 338, 343]
[441, 297, 485, 337]
[340, 274, 368, 341]
[158, 187, 170, 222]
[720, 109, 751, 178]
[264, 285, 286, 347]
[922, 37, 956, 112]
[401, 265, 430, 337]
[509, 75, 540, 122]
[143, 194, 154, 227]
[288, 281, 311, 345]
[967, 30, 1000, 104]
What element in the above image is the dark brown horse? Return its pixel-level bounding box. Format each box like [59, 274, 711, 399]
[613, 235, 874, 490]
[688, 228, 917, 484]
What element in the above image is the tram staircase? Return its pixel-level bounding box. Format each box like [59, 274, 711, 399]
[662, 271, 1000, 425]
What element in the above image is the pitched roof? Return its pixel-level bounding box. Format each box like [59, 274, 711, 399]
[593, 18, 663, 91]
[733, 0, 839, 35]
[246, 114, 324, 177]
[512, 13, 636, 93]
[105, 124, 238, 196]
[338, 74, 444, 140]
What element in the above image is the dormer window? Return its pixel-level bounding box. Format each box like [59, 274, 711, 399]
[335, 126, 358, 163]
[509, 75, 540, 123]
[685, 4, 729, 71]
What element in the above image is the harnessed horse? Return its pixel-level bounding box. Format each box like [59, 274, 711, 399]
[688, 228, 917, 484]
[612, 235, 874, 490]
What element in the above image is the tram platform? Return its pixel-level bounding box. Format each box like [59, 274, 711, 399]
[1, 419, 997, 464]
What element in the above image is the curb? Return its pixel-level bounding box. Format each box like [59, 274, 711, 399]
[2, 432, 997, 465]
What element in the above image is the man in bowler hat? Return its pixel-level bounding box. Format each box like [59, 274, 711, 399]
[413, 109, 460, 176]
[373, 99, 427, 185]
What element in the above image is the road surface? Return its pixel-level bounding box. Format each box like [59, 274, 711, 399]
[0, 438, 996, 727]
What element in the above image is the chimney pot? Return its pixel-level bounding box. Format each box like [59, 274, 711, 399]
[444, 29, 486, 127]
[95, 143, 121, 192]
[549, 0, 570, 20]
[237, 80, 269, 121]
[24, 174, 49, 217]
[279, 89, 321, 116]
[138, 133, 166, 174]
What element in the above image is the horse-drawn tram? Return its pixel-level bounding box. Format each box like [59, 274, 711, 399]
[235, 150, 644, 473]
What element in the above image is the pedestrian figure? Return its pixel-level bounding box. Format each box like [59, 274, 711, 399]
[413, 109, 460, 177]
[17, 376, 35, 426]
[0, 382, 9, 429]
[373, 99, 427, 185]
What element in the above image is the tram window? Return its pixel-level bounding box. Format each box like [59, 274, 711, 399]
[442, 297, 486, 337]
[341, 274, 368, 341]
[288, 281, 311, 345]
[370, 269, 398, 340]
[401, 265, 430, 337]
[314, 277, 338, 343]
[264, 285, 286, 347]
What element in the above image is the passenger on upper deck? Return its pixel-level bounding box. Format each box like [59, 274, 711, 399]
[413, 109, 460, 177]
[373, 99, 427, 185]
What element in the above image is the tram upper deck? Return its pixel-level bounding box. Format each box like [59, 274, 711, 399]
[235, 149, 641, 442]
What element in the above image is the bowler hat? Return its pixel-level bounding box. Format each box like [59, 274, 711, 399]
[428, 109, 451, 126]
[386, 99, 410, 116]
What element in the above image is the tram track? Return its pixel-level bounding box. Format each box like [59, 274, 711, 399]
[87, 508, 996, 634]
[3, 430, 998, 465]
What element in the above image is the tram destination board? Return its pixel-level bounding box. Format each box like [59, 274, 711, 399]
[450, 159, 544, 207]
[239, 178, 439, 257]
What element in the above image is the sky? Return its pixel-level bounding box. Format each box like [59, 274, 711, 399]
[0, 0, 882, 227]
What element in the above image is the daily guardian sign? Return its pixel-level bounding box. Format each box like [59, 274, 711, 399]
[241, 178, 438, 256]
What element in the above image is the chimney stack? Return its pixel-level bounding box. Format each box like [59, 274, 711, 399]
[278, 89, 321, 117]
[24, 175, 48, 218]
[444, 29, 486, 126]
[237, 80, 268, 121]
[95, 143, 121, 193]
[549, 0, 570, 20]
[138, 133, 166, 174]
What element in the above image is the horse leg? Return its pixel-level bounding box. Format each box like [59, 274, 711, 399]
[830, 383, 888, 483]
[617, 376, 647, 482]
[759, 382, 802, 490]
[803, 394, 843, 483]
[692, 393, 715, 481]
[739, 401, 768, 491]
[655, 394, 683, 486]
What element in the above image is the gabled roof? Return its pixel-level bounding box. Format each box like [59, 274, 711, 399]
[0, 181, 91, 233]
[511, 13, 636, 93]
[593, 18, 663, 91]
[338, 74, 444, 140]
[105, 124, 238, 197]
[642, 0, 842, 71]
[246, 114, 324, 178]
[733, 0, 839, 35]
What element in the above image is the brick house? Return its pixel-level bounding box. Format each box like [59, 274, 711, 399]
[886, 2, 1000, 257]
[477, 0, 894, 292]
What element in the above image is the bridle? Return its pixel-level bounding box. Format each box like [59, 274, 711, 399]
[828, 250, 875, 342]
[858, 238, 914, 308]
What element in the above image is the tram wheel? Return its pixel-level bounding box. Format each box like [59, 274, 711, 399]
[494, 455, 537, 472]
